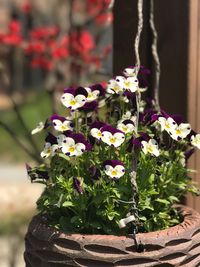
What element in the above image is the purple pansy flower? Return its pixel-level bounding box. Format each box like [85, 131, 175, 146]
[131, 132, 150, 149]
[26, 163, 49, 181]
[117, 119, 135, 134]
[79, 101, 98, 112]
[57, 131, 92, 156]
[61, 87, 88, 110]
[103, 160, 125, 179]
[90, 121, 108, 140]
[185, 148, 195, 161]
[41, 133, 58, 159]
[100, 125, 125, 147]
[90, 84, 105, 96]
[73, 177, 83, 194]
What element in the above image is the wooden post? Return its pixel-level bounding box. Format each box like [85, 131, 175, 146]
[187, 0, 200, 211]
[114, 0, 200, 210]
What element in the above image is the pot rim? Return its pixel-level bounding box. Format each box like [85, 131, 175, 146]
[29, 204, 200, 243]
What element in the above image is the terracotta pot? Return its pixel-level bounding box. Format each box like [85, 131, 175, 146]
[24, 205, 200, 267]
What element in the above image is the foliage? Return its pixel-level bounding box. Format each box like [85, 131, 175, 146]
[28, 66, 200, 235]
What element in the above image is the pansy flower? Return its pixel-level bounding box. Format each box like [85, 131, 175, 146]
[141, 138, 160, 157]
[41, 133, 58, 159]
[170, 123, 191, 141]
[117, 76, 139, 93]
[120, 111, 136, 123]
[123, 66, 136, 77]
[51, 114, 73, 132]
[79, 101, 98, 112]
[90, 121, 107, 140]
[101, 125, 125, 147]
[61, 87, 87, 111]
[31, 119, 50, 135]
[191, 134, 200, 149]
[31, 121, 45, 135]
[158, 117, 177, 133]
[117, 119, 135, 134]
[84, 84, 104, 102]
[73, 177, 84, 194]
[103, 160, 125, 179]
[130, 132, 150, 152]
[123, 66, 150, 77]
[107, 77, 124, 95]
[57, 132, 91, 157]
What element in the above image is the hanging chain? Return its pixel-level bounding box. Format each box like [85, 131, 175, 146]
[150, 0, 161, 111]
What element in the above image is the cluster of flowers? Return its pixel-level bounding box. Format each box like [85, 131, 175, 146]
[32, 66, 200, 186]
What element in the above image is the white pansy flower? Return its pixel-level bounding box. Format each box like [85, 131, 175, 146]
[90, 128, 103, 140]
[141, 139, 160, 157]
[57, 134, 67, 147]
[191, 134, 200, 149]
[117, 122, 135, 134]
[60, 137, 85, 157]
[107, 78, 124, 95]
[53, 120, 73, 132]
[85, 87, 100, 102]
[123, 67, 136, 77]
[158, 117, 177, 133]
[31, 122, 45, 135]
[41, 142, 58, 159]
[170, 123, 191, 140]
[121, 111, 136, 122]
[117, 76, 139, 93]
[61, 93, 87, 110]
[101, 131, 125, 147]
[105, 165, 125, 179]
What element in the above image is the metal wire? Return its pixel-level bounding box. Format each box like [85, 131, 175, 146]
[149, 0, 161, 111]
[129, 0, 144, 240]
[108, 0, 115, 10]
[134, 0, 144, 76]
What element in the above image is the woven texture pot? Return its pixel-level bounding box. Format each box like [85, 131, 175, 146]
[24, 205, 200, 267]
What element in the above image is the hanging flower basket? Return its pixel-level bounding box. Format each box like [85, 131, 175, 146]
[24, 0, 200, 266]
[24, 205, 200, 267]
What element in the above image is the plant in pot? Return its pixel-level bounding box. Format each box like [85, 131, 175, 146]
[24, 1, 200, 267]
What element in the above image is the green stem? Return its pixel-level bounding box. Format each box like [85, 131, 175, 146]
[75, 111, 79, 133]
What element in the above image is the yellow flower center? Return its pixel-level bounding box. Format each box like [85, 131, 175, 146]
[110, 137, 116, 144]
[61, 125, 67, 130]
[122, 126, 128, 133]
[165, 122, 170, 129]
[88, 93, 93, 99]
[113, 86, 119, 92]
[176, 129, 182, 135]
[46, 148, 52, 154]
[147, 146, 154, 154]
[70, 100, 76, 106]
[97, 132, 102, 137]
[125, 81, 130, 87]
[69, 147, 75, 152]
[111, 170, 117, 176]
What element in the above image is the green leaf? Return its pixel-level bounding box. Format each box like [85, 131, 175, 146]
[57, 153, 70, 161]
[149, 174, 155, 184]
[168, 196, 179, 203]
[155, 198, 170, 205]
[62, 201, 74, 207]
